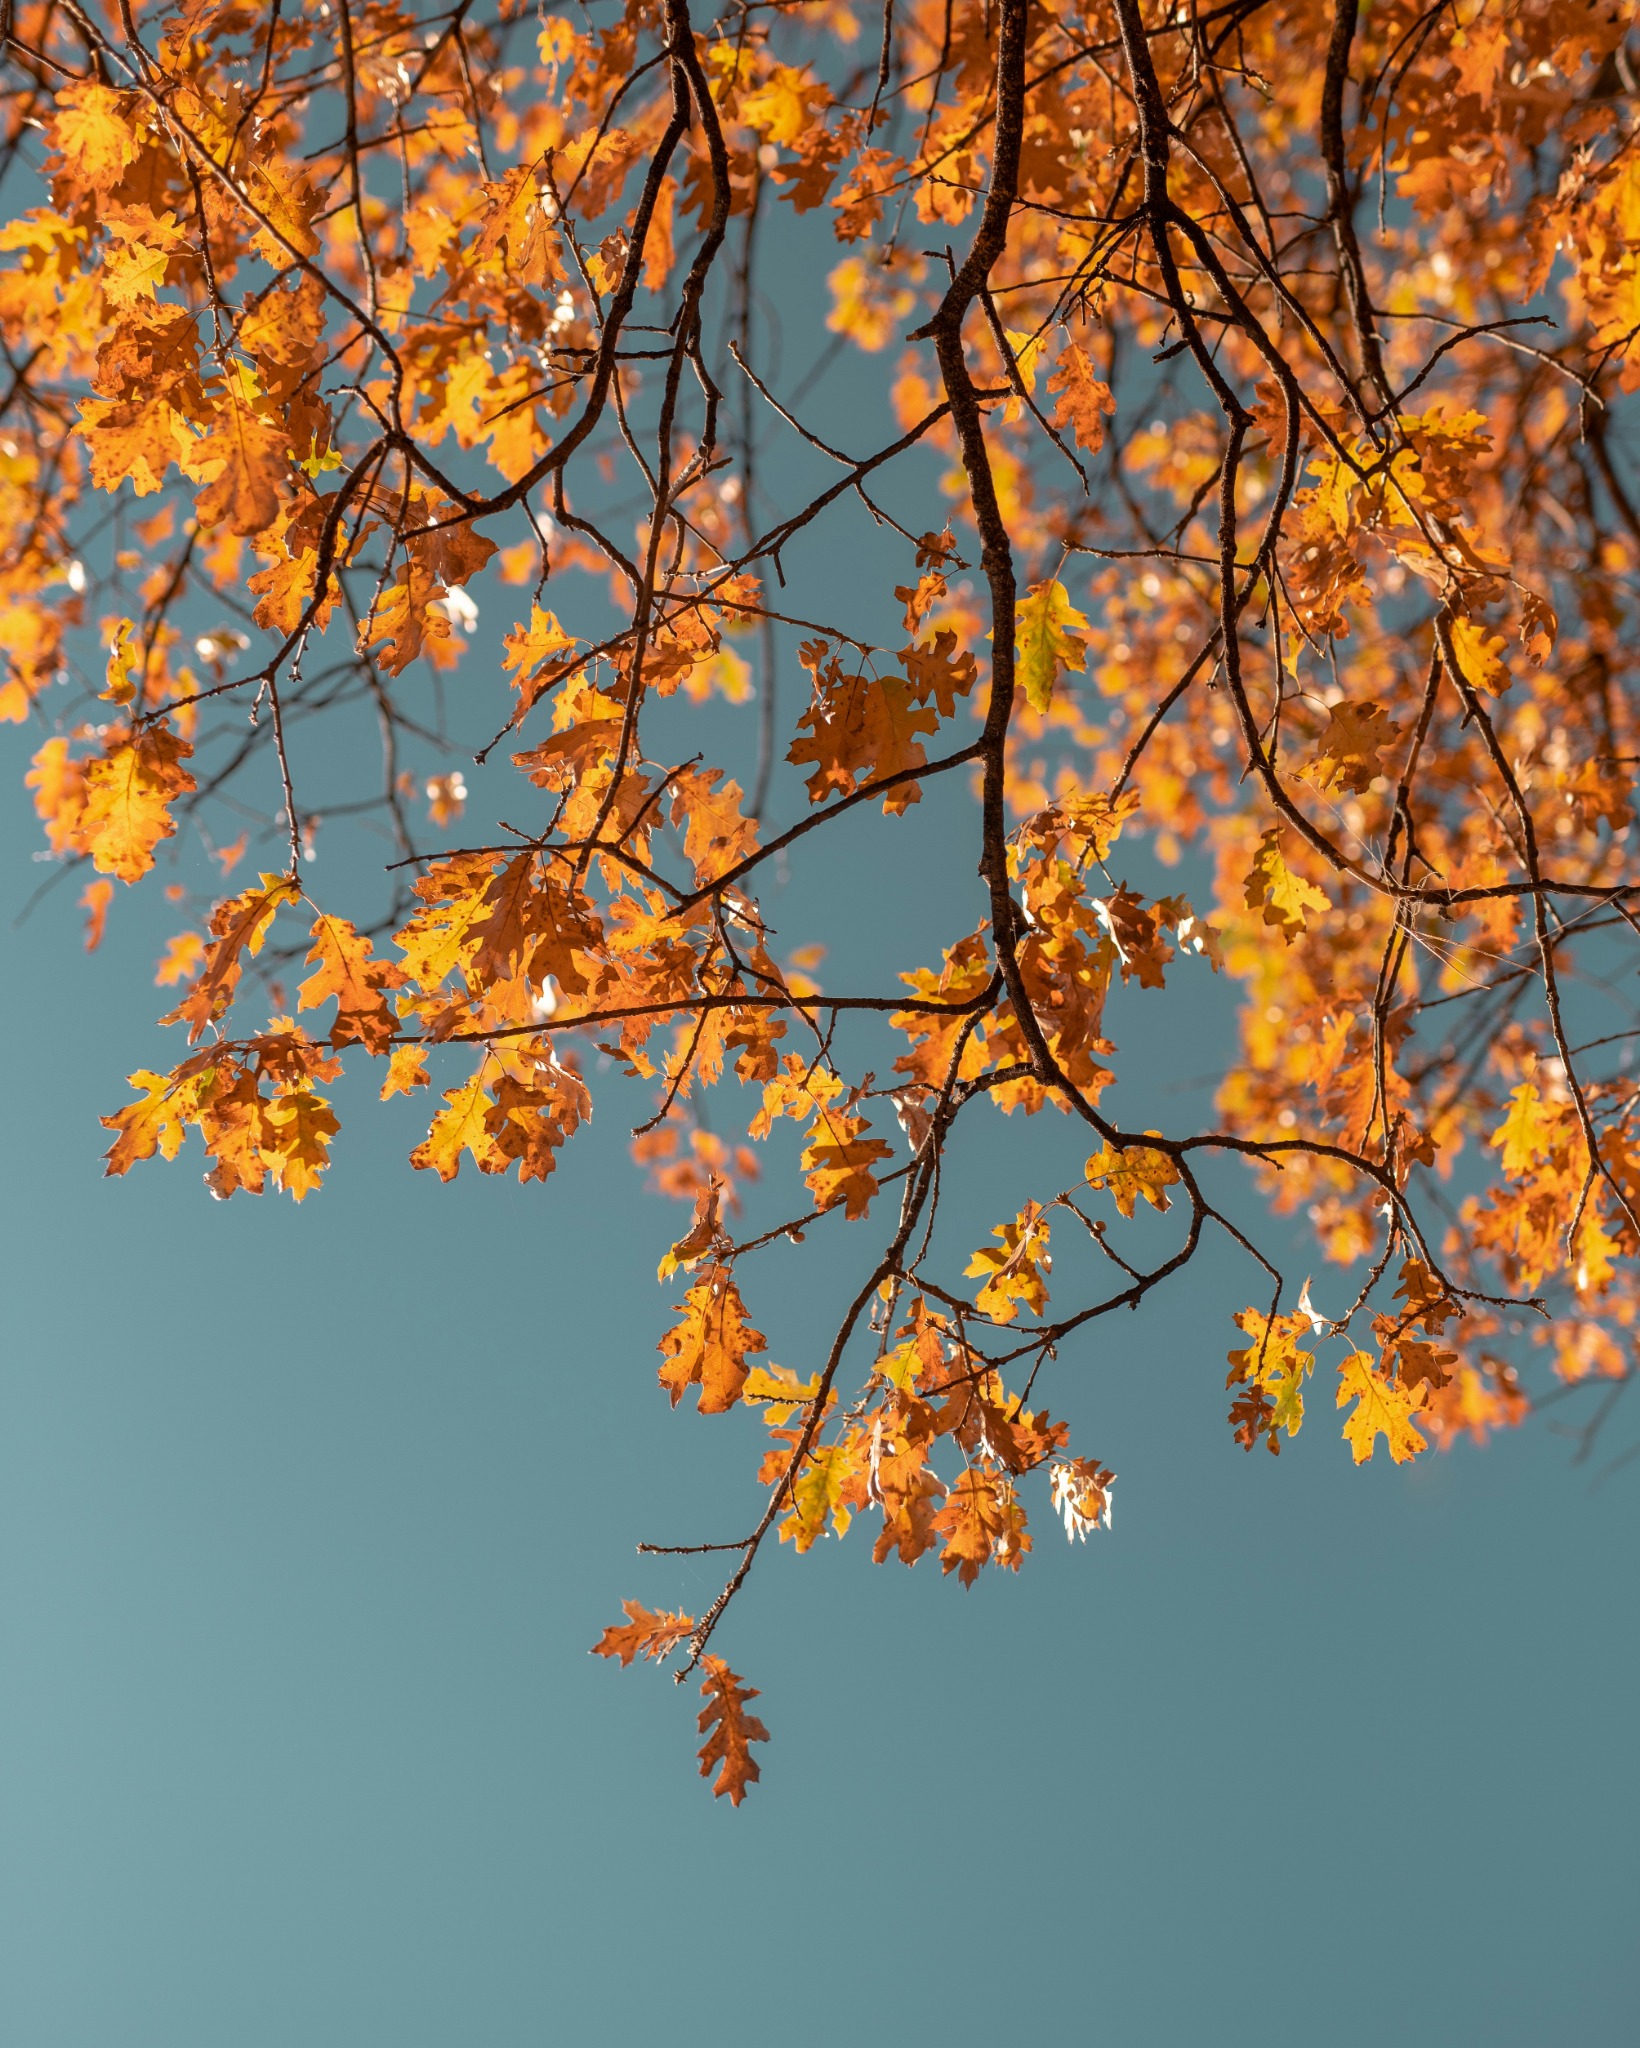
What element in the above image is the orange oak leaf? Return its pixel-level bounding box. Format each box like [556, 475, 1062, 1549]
[591, 1600, 695, 1667]
[163, 874, 301, 1043]
[1301, 700, 1402, 795]
[788, 644, 937, 812]
[80, 877, 113, 950]
[297, 913, 404, 1054]
[695, 1656, 769, 1806]
[1046, 341, 1116, 453]
[800, 1109, 893, 1220]
[657, 1266, 767, 1414]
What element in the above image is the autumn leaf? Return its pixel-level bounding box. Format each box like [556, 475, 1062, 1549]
[101, 1068, 196, 1177]
[787, 649, 937, 812]
[163, 873, 301, 1043]
[658, 1173, 724, 1280]
[191, 401, 291, 536]
[297, 913, 404, 1055]
[410, 1072, 501, 1181]
[657, 1267, 767, 1414]
[966, 1203, 1051, 1323]
[80, 877, 113, 951]
[801, 1109, 893, 1220]
[1301, 700, 1402, 795]
[1243, 827, 1329, 942]
[742, 1364, 821, 1426]
[591, 1600, 695, 1668]
[1014, 578, 1088, 715]
[79, 725, 196, 883]
[1084, 1139, 1179, 1217]
[695, 1656, 769, 1805]
[931, 1470, 1028, 1586]
[502, 605, 579, 720]
[1492, 1082, 1552, 1177]
[1046, 341, 1116, 453]
[1337, 1351, 1428, 1465]
[1447, 613, 1510, 696]
[259, 1086, 339, 1201]
[779, 1435, 862, 1550]
[1226, 1310, 1315, 1453]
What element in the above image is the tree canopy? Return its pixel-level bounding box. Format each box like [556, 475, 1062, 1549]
[4, 0, 1640, 1802]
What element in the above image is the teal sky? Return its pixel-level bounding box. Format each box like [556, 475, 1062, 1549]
[2, 204, 1638, 2047]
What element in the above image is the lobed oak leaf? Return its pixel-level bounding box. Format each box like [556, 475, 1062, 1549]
[695, 1656, 769, 1806]
[1492, 1082, 1552, 1177]
[479, 1053, 588, 1187]
[1243, 827, 1329, 942]
[379, 1043, 430, 1101]
[779, 1435, 864, 1551]
[1226, 1309, 1315, 1452]
[163, 873, 300, 1043]
[100, 206, 190, 308]
[1337, 1351, 1428, 1465]
[669, 766, 757, 884]
[1046, 341, 1116, 453]
[297, 913, 404, 1054]
[1393, 1259, 1460, 1333]
[79, 723, 196, 883]
[591, 1600, 695, 1668]
[1518, 589, 1558, 666]
[966, 1202, 1051, 1323]
[788, 653, 937, 812]
[869, 1425, 946, 1565]
[411, 1072, 502, 1180]
[101, 1067, 195, 1176]
[931, 1470, 1024, 1586]
[801, 1110, 893, 1220]
[1014, 577, 1088, 715]
[1447, 614, 1510, 696]
[1083, 1138, 1180, 1217]
[739, 63, 828, 147]
[258, 1086, 339, 1201]
[502, 605, 579, 719]
[1301, 699, 1402, 795]
[897, 628, 977, 719]
[48, 83, 143, 194]
[657, 1266, 767, 1414]
[190, 401, 291, 537]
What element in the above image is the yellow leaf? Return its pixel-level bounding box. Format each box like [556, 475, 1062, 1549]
[1491, 1082, 1552, 1177]
[1014, 578, 1087, 715]
[965, 1202, 1051, 1323]
[1448, 614, 1510, 696]
[1084, 1138, 1179, 1217]
[1243, 827, 1329, 942]
[1337, 1351, 1427, 1465]
[80, 724, 197, 883]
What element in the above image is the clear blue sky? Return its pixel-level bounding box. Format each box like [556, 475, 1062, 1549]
[2, 229, 1637, 2047]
